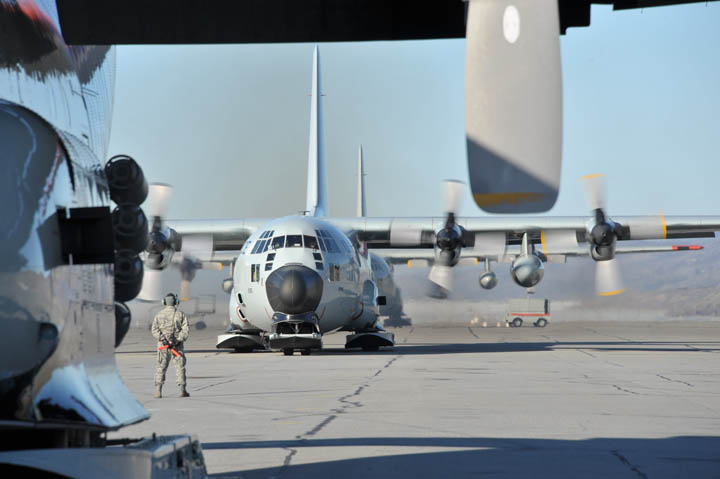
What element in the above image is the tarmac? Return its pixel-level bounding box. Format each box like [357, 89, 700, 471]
[112, 320, 720, 478]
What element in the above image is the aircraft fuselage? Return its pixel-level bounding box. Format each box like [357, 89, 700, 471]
[230, 216, 381, 336]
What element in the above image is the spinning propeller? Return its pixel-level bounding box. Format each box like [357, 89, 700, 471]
[137, 183, 216, 302]
[428, 180, 466, 295]
[582, 174, 625, 296]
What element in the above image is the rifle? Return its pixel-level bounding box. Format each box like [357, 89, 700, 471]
[158, 332, 181, 357]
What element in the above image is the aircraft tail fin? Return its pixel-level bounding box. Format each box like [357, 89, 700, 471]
[356, 145, 366, 217]
[306, 45, 328, 217]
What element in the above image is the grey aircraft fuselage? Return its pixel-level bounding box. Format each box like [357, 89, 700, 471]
[0, 1, 147, 447]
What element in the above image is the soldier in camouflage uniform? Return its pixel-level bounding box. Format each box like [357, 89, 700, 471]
[151, 293, 190, 398]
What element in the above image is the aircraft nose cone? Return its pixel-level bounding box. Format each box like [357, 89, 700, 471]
[266, 265, 323, 315]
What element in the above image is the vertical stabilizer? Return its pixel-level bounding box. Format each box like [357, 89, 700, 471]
[356, 145, 366, 217]
[306, 46, 328, 217]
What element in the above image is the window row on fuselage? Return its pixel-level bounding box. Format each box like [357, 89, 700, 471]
[247, 229, 347, 255]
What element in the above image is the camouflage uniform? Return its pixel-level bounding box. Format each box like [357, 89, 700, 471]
[151, 305, 189, 388]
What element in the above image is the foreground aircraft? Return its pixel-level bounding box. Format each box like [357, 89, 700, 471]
[57, 0, 718, 213]
[139, 47, 718, 356]
[0, 2, 206, 476]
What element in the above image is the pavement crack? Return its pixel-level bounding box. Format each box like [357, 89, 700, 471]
[281, 447, 297, 467]
[278, 354, 401, 472]
[611, 450, 648, 478]
[193, 378, 237, 391]
[657, 374, 694, 387]
[306, 415, 337, 436]
[577, 349, 597, 358]
[468, 327, 480, 339]
[612, 384, 641, 395]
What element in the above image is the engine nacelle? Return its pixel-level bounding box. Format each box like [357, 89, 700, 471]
[114, 250, 144, 302]
[112, 204, 148, 253]
[510, 254, 544, 288]
[105, 155, 149, 206]
[479, 271, 498, 290]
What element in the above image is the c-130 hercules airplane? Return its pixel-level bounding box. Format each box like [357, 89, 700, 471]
[139, 47, 717, 356]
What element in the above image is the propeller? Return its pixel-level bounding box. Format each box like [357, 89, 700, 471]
[178, 254, 222, 301]
[428, 180, 465, 294]
[581, 174, 625, 296]
[138, 183, 216, 302]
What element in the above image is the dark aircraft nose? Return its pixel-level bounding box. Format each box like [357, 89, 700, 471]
[266, 265, 324, 315]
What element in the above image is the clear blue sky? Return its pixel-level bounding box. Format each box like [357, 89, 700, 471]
[107, 4, 720, 220]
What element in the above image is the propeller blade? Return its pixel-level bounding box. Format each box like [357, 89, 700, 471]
[442, 180, 465, 217]
[180, 278, 191, 302]
[595, 259, 625, 297]
[145, 183, 173, 218]
[466, 0, 561, 213]
[428, 264, 453, 292]
[201, 261, 223, 271]
[136, 268, 165, 302]
[181, 234, 214, 262]
[581, 173, 606, 212]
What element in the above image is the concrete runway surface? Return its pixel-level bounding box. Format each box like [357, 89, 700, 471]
[112, 321, 720, 478]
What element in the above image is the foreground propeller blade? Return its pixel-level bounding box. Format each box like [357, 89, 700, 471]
[442, 180, 465, 217]
[466, 0, 561, 213]
[595, 259, 625, 297]
[581, 174, 606, 212]
[136, 268, 165, 302]
[145, 183, 173, 218]
[181, 234, 214, 262]
[428, 264, 453, 292]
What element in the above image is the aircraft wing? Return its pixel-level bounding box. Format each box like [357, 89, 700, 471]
[332, 215, 720, 249]
[374, 244, 705, 266]
[165, 215, 720, 256]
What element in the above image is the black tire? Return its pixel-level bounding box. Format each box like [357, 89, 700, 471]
[283, 348, 294, 356]
[300, 349, 312, 356]
[511, 318, 523, 328]
[535, 318, 548, 328]
[362, 345, 379, 352]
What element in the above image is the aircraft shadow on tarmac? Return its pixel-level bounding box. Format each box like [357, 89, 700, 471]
[203, 436, 720, 478]
[312, 340, 720, 356]
[116, 340, 720, 356]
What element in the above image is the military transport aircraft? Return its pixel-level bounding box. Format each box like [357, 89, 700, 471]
[137, 47, 717, 356]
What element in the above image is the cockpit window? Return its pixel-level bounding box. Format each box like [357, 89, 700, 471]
[262, 239, 271, 253]
[304, 235, 319, 250]
[324, 237, 338, 253]
[250, 240, 262, 254]
[271, 236, 285, 249]
[286, 235, 303, 247]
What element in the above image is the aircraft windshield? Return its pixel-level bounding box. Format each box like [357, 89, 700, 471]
[271, 236, 285, 250]
[286, 235, 303, 247]
[304, 235, 319, 250]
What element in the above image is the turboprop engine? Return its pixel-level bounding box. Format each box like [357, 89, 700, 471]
[510, 254, 544, 288]
[509, 232, 545, 288]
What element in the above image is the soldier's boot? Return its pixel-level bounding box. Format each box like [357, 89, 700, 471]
[154, 384, 163, 399]
[178, 385, 190, 398]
